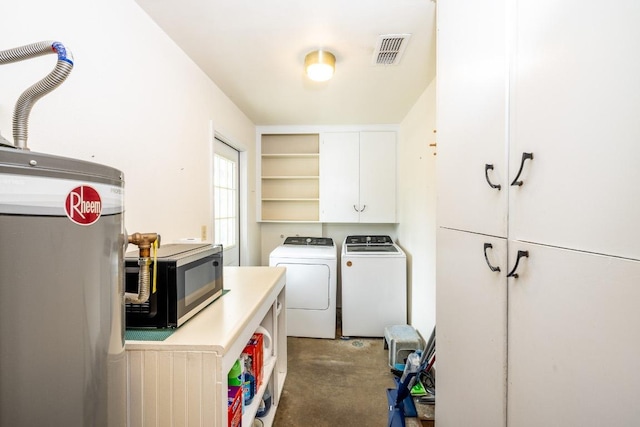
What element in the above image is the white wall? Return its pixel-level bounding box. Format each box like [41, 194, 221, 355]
[0, 0, 261, 264]
[397, 79, 437, 339]
[0, 0, 438, 313]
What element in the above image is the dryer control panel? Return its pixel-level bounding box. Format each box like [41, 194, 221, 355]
[283, 236, 334, 246]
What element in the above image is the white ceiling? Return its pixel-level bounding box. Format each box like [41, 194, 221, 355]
[135, 0, 437, 126]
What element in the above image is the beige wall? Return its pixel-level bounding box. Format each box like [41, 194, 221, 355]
[397, 79, 437, 338]
[0, 0, 260, 264]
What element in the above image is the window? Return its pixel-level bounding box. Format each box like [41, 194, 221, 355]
[214, 151, 237, 250]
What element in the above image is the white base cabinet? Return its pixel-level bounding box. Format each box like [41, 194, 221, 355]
[507, 243, 640, 427]
[126, 267, 287, 427]
[437, 229, 640, 427]
[436, 228, 507, 427]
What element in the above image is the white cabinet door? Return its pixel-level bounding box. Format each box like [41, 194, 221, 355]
[320, 131, 397, 223]
[509, 0, 640, 260]
[436, 0, 508, 237]
[359, 131, 396, 223]
[507, 241, 640, 427]
[436, 227, 507, 427]
[319, 132, 359, 222]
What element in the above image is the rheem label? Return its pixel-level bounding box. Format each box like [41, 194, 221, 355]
[65, 185, 102, 225]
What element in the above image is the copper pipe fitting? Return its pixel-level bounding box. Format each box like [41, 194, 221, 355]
[128, 232, 160, 257]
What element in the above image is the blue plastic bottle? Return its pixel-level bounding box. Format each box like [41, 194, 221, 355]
[400, 350, 422, 383]
[242, 354, 255, 405]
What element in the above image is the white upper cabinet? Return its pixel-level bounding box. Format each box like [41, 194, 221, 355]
[509, 0, 640, 260]
[436, 0, 509, 238]
[320, 131, 397, 223]
[319, 132, 360, 222]
[359, 131, 397, 223]
[438, 0, 640, 260]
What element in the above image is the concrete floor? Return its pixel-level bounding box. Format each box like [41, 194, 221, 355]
[273, 332, 397, 426]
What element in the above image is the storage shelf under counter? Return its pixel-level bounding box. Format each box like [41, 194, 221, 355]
[126, 266, 287, 427]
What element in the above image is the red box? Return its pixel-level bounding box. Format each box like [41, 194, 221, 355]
[243, 333, 264, 393]
[227, 385, 242, 427]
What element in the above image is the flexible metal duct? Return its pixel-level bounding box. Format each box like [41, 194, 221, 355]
[0, 41, 74, 150]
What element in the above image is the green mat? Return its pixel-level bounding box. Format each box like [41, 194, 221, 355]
[125, 328, 175, 341]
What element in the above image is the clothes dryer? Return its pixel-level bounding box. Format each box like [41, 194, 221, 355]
[269, 237, 337, 339]
[341, 235, 407, 337]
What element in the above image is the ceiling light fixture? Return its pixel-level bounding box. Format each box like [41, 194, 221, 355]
[304, 50, 336, 82]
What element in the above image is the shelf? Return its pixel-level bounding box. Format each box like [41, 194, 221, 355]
[261, 176, 319, 180]
[262, 153, 319, 158]
[259, 220, 319, 224]
[262, 199, 319, 221]
[261, 134, 319, 155]
[243, 355, 277, 425]
[262, 157, 318, 177]
[262, 198, 319, 202]
[262, 179, 318, 200]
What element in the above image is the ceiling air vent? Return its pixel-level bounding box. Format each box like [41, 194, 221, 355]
[373, 34, 411, 65]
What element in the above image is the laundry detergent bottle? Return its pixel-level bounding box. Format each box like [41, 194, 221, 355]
[242, 353, 255, 405]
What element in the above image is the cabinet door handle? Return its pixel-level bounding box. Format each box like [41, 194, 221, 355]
[483, 243, 501, 272]
[510, 152, 534, 186]
[360, 204, 366, 212]
[484, 164, 501, 190]
[506, 250, 529, 278]
[353, 205, 359, 212]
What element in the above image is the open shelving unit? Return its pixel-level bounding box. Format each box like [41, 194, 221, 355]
[260, 134, 319, 222]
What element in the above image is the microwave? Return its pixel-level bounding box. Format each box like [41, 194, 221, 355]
[125, 243, 223, 328]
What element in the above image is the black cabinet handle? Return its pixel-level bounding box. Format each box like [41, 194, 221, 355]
[353, 205, 359, 212]
[484, 164, 501, 190]
[510, 152, 534, 186]
[483, 243, 501, 272]
[361, 204, 366, 212]
[506, 250, 529, 278]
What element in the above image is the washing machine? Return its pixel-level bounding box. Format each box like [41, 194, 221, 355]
[269, 236, 337, 339]
[341, 235, 407, 337]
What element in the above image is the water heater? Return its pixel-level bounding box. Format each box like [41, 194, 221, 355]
[0, 147, 127, 426]
[0, 40, 133, 425]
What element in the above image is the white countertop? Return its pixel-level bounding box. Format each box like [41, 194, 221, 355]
[125, 266, 286, 354]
